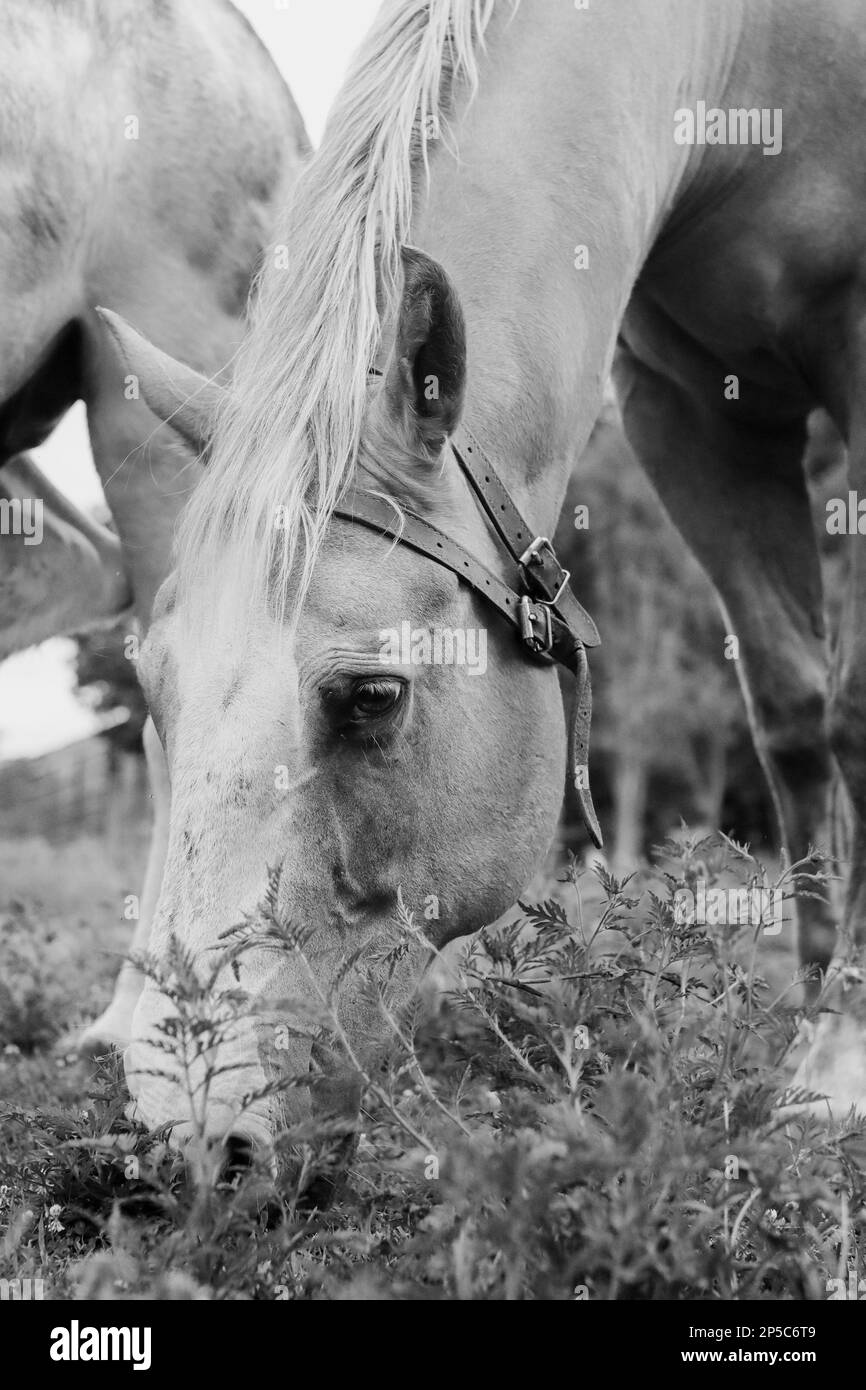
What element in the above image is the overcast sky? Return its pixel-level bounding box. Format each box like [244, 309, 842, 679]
[0, 0, 380, 758]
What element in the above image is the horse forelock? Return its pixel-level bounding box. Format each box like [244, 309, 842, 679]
[174, 0, 515, 645]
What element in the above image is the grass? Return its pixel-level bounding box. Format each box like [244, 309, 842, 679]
[0, 835, 141, 1054]
[1, 829, 865, 1301]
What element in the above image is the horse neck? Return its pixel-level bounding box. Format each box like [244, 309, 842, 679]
[410, 0, 746, 537]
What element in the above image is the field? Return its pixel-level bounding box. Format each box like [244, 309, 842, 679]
[1, 830, 864, 1301]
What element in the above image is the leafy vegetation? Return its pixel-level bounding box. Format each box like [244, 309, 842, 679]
[1, 832, 863, 1301]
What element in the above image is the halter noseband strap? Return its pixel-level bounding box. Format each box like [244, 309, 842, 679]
[332, 422, 603, 849]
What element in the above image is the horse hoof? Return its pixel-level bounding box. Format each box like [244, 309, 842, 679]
[76, 1013, 132, 1059]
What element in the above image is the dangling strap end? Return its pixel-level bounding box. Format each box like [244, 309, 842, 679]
[571, 642, 604, 850]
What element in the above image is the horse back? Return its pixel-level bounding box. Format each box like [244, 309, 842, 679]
[0, 0, 309, 407]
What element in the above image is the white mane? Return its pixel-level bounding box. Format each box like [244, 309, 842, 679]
[175, 0, 506, 634]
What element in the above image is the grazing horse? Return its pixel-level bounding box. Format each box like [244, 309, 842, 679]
[0, 0, 309, 1049]
[105, 0, 866, 1161]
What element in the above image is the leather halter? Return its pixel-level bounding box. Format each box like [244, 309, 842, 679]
[332, 417, 603, 848]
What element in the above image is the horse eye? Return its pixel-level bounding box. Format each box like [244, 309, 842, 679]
[351, 678, 404, 717]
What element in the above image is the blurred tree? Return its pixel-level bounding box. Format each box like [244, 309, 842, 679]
[69, 505, 146, 754]
[557, 398, 755, 870]
[803, 408, 848, 653]
[802, 408, 852, 871]
[73, 620, 147, 754]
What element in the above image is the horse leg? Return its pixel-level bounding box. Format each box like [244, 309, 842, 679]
[614, 347, 835, 976]
[72, 313, 201, 1054]
[78, 716, 169, 1055]
[0, 453, 129, 657]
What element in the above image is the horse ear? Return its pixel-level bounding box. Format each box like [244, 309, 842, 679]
[384, 246, 467, 454]
[95, 308, 226, 456]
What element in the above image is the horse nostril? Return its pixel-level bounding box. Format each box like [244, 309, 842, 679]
[220, 1133, 255, 1183]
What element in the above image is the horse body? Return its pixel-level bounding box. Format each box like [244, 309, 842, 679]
[0, 0, 308, 624]
[110, 0, 866, 1160]
[0, 0, 309, 1052]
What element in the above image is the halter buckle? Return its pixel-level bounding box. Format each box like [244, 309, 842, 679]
[518, 536, 571, 607]
[518, 595, 554, 657]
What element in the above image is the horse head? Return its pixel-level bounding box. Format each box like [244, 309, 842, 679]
[99, 249, 569, 1183]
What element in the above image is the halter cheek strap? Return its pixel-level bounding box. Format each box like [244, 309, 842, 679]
[332, 422, 603, 849]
